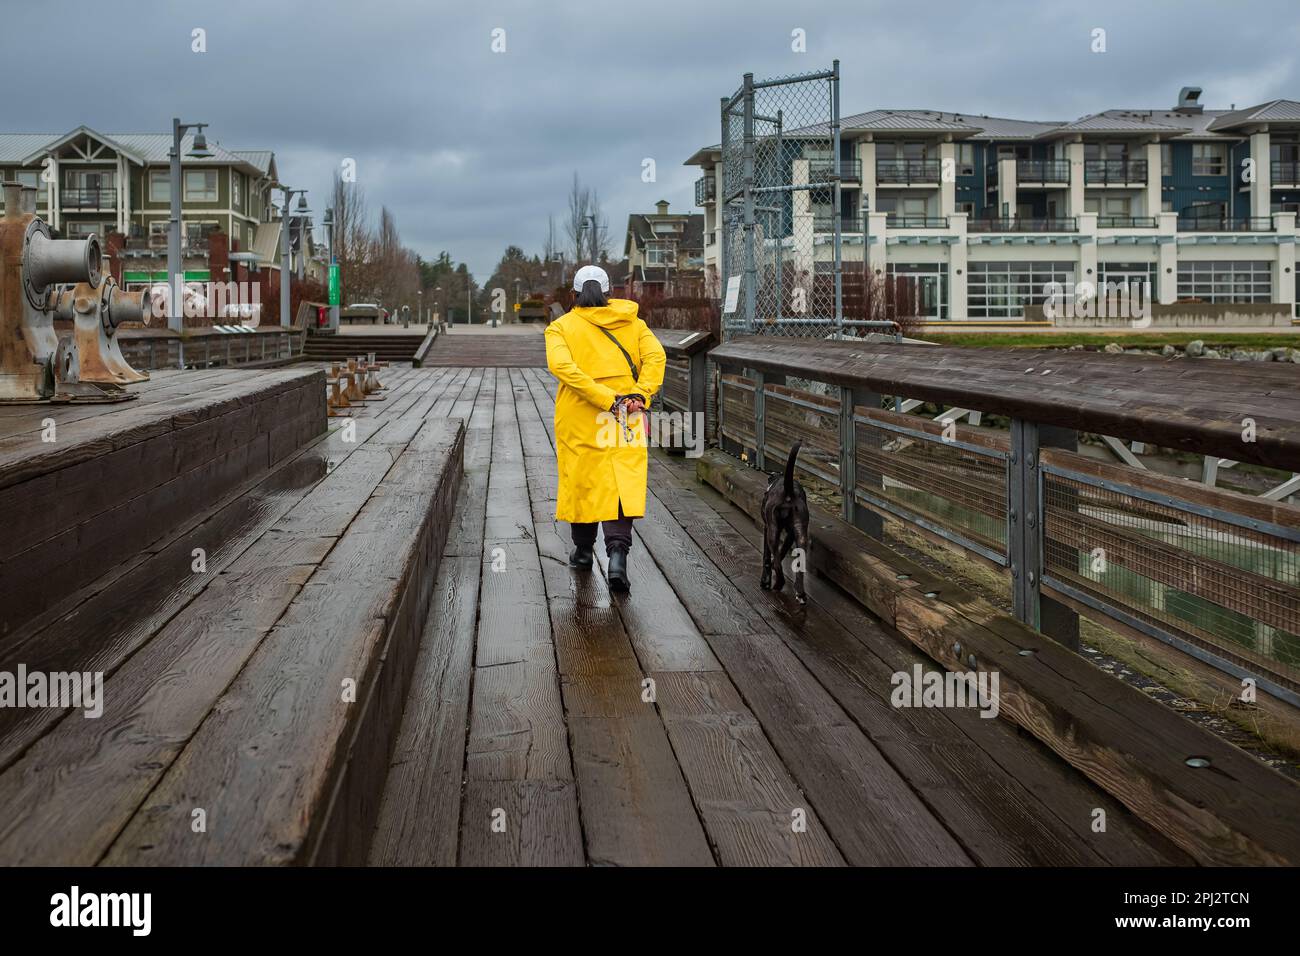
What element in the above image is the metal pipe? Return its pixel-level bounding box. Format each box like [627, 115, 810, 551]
[24, 229, 102, 305]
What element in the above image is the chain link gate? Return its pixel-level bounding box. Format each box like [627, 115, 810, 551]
[720, 61, 892, 341]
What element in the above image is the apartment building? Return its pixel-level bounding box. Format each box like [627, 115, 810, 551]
[0, 126, 304, 290]
[622, 200, 706, 297]
[686, 88, 1300, 321]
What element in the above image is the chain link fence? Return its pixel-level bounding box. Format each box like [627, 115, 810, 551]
[720, 62, 893, 342]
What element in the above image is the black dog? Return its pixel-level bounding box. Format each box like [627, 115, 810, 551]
[760, 441, 810, 604]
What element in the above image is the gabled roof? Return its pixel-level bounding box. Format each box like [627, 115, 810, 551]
[1208, 99, 1300, 131]
[1053, 111, 1188, 134]
[19, 126, 145, 165]
[233, 149, 277, 178]
[0, 129, 271, 176]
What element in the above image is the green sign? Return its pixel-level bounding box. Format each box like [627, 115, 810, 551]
[328, 264, 340, 306]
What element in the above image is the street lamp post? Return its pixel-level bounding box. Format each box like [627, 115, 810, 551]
[277, 186, 309, 328]
[167, 118, 212, 335]
[324, 206, 339, 332]
[435, 285, 443, 330]
[295, 193, 309, 282]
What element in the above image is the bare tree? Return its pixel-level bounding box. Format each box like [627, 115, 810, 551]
[564, 172, 590, 266]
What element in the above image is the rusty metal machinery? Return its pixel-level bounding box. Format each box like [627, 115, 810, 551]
[0, 180, 147, 403]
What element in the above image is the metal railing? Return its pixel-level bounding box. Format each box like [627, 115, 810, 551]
[1177, 216, 1274, 232]
[808, 159, 862, 182]
[876, 159, 941, 184]
[968, 216, 1077, 233]
[812, 214, 865, 233]
[61, 187, 117, 208]
[1084, 159, 1149, 185]
[709, 340, 1300, 706]
[695, 175, 716, 204]
[1271, 160, 1300, 184]
[1016, 159, 1071, 184]
[1096, 215, 1157, 229]
[887, 215, 949, 229]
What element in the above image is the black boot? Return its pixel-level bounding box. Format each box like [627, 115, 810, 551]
[607, 544, 630, 592]
[569, 544, 594, 570]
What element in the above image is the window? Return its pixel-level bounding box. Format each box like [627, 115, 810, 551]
[645, 240, 675, 266]
[957, 201, 976, 217]
[64, 222, 106, 239]
[64, 169, 114, 207]
[185, 220, 219, 249]
[967, 260, 1076, 318]
[149, 170, 170, 202]
[1161, 144, 1173, 177]
[148, 220, 169, 246]
[184, 169, 218, 201]
[232, 173, 242, 208]
[1099, 261, 1157, 301]
[1176, 260, 1271, 303]
[956, 143, 975, 176]
[1191, 143, 1226, 176]
[1162, 200, 1174, 212]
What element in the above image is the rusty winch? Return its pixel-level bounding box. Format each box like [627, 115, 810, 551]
[0, 180, 148, 403]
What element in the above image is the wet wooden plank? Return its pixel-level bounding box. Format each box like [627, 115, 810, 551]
[101, 418, 464, 865]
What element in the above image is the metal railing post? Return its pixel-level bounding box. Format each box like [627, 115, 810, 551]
[1010, 418, 1080, 650]
[840, 385, 883, 538]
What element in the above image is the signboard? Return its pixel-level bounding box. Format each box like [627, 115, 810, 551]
[723, 275, 741, 314]
[328, 264, 340, 306]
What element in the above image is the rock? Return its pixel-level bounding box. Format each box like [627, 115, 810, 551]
[1204, 349, 1221, 359]
[1068, 344, 1085, 351]
[1104, 342, 1123, 354]
[1161, 344, 1176, 357]
[1258, 350, 1276, 361]
[1290, 349, 1300, 364]
[1271, 348, 1290, 361]
[1230, 349, 1252, 361]
[1185, 339, 1205, 357]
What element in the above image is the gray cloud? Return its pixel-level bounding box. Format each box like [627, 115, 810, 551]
[4, 0, 1297, 279]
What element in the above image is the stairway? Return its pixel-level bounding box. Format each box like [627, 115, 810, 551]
[302, 331, 428, 363]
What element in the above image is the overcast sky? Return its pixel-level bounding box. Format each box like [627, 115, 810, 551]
[4, 0, 1298, 280]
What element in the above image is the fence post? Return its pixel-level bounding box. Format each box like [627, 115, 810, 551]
[688, 348, 707, 452]
[840, 385, 883, 538]
[751, 368, 766, 470]
[1009, 419, 1080, 650]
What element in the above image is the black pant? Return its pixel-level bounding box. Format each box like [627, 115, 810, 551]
[571, 502, 633, 555]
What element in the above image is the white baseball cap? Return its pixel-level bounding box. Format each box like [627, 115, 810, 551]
[572, 265, 610, 293]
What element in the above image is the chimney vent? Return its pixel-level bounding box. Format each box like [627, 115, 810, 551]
[1176, 87, 1204, 113]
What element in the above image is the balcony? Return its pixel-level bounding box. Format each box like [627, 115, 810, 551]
[1015, 160, 1070, 185]
[1084, 159, 1148, 185]
[694, 175, 716, 205]
[876, 160, 940, 185]
[1272, 160, 1300, 186]
[886, 215, 949, 229]
[808, 159, 862, 183]
[1177, 216, 1274, 233]
[968, 217, 1077, 233]
[1096, 215, 1157, 229]
[62, 187, 117, 209]
[812, 215, 865, 234]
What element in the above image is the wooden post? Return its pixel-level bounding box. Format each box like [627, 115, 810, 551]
[752, 369, 767, 470]
[717, 359, 741, 459]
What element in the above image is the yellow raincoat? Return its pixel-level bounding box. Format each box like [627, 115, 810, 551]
[545, 299, 666, 523]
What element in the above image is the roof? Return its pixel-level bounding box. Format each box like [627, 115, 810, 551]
[1208, 99, 1300, 131]
[0, 128, 273, 176]
[684, 94, 1300, 160]
[249, 222, 283, 268]
[623, 210, 705, 257]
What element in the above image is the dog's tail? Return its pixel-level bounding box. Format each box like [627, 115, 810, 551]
[783, 441, 802, 499]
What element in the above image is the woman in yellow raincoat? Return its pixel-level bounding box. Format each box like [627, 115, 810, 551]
[545, 265, 665, 592]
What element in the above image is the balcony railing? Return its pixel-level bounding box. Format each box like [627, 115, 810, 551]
[1272, 160, 1300, 185]
[1016, 160, 1071, 184]
[886, 215, 949, 229]
[1084, 159, 1148, 185]
[1096, 215, 1157, 229]
[968, 216, 1077, 233]
[808, 159, 862, 183]
[812, 215, 865, 234]
[694, 175, 716, 205]
[62, 187, 117, 208]
[1177, 216, 1274, 232]
[876, 160, 940, 184]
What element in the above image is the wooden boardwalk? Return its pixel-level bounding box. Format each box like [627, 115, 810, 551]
[0, 362, 1215, 865]
[364, 365, 1189, 866]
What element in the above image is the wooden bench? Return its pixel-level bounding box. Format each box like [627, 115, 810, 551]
[0, 412, 464, 866]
